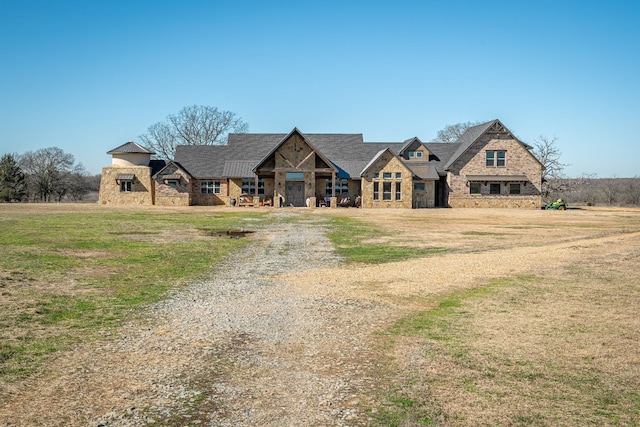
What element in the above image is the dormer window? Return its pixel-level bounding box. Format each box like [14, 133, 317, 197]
[408, 151, 423, 159]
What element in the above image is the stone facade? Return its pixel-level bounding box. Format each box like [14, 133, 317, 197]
[98, 166, 154, 205]
[153, 164, 191, 206]
[99, 120, 545, 210]
[254, 131, 335, 207]
[190, 179, 228, 206]
[361, 151, 414, 209]
[447, 131, 543, 209]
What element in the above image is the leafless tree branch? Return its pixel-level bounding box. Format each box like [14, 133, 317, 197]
[139, 105, 249, 160]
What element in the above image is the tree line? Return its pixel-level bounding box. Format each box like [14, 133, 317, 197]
[547, 176, 640, 207]
[0, 148, 99, 202]
[2, 114, 638, 205]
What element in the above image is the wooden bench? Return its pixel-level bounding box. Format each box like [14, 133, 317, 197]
[237, 194, 256, 207]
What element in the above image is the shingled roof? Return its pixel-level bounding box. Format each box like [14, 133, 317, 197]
[173, 129, 466, 179]
[442, 120, 497, 170]
[441, 118, 542, 171]
[107, 141, 154, 155]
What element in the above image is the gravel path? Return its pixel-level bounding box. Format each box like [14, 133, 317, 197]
[0, 212, 395, 426]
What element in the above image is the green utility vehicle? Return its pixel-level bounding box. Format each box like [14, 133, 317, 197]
[544, 199, 567, 210]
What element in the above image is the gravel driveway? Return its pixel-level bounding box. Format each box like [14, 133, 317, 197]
[1, 212, 395, 426]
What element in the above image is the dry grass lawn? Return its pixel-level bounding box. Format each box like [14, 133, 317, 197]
[283, 207, 640, 426]
[1, 204, 638, 426]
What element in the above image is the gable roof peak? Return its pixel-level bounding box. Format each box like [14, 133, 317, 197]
[252, 127, 336, 174]
[398, 136, 424, 155]
[444, 119, 514, 170]
[107, 141, 154, 155]
[360, 148, 392, 176]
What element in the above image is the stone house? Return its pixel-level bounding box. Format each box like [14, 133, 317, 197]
[98, 119, 543, 209]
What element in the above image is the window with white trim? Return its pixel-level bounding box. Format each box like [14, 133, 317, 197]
[486, 150, 506, 167]
[201, 181, 220, 194]
[120, 181, 132, 192]
[372, 170, 404, 202]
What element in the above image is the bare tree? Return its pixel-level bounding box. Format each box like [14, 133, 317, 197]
[599, 178, 620, 206]
[623, 177, 640, 206]
[19, 147, 86, 202]
[139, 105, 249, 160]
[434, 121, 481, 143]
[532, 136, 569, 199]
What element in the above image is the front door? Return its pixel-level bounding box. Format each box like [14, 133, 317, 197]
[285, 181, 305, 206]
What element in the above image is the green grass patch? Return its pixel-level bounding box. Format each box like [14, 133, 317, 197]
[327, 216, 447, 264]
[374, 277, 540, 425]
[370, 394, 438, 427]
[0, 208, 269, 382]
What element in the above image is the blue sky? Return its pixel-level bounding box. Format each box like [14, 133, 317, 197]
[1, 0, 638, 177]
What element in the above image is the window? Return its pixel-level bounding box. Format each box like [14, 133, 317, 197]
[486, 151, 495, 167]
[490, 183, 501, 195]
[167, 181, 177, 188]
[242, 179, 254, 194]
[408, 151, 423, 159]
[373, 171, 403, 202]
[416, 151, 423, 158]
[413, 182, 425, 191]
[242, 178, 265, 194]
[326, 178, 349, 195]
[120, 181, 132, 192]
[383, 182, 392, 200]
[486, 150, 506, 167]
[509, 183, 521, 195]
[373, 172, 379, 179]
[201, 181, 220, 194]
[286, 172, 304, 180]
[470, 182, 481, 194]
